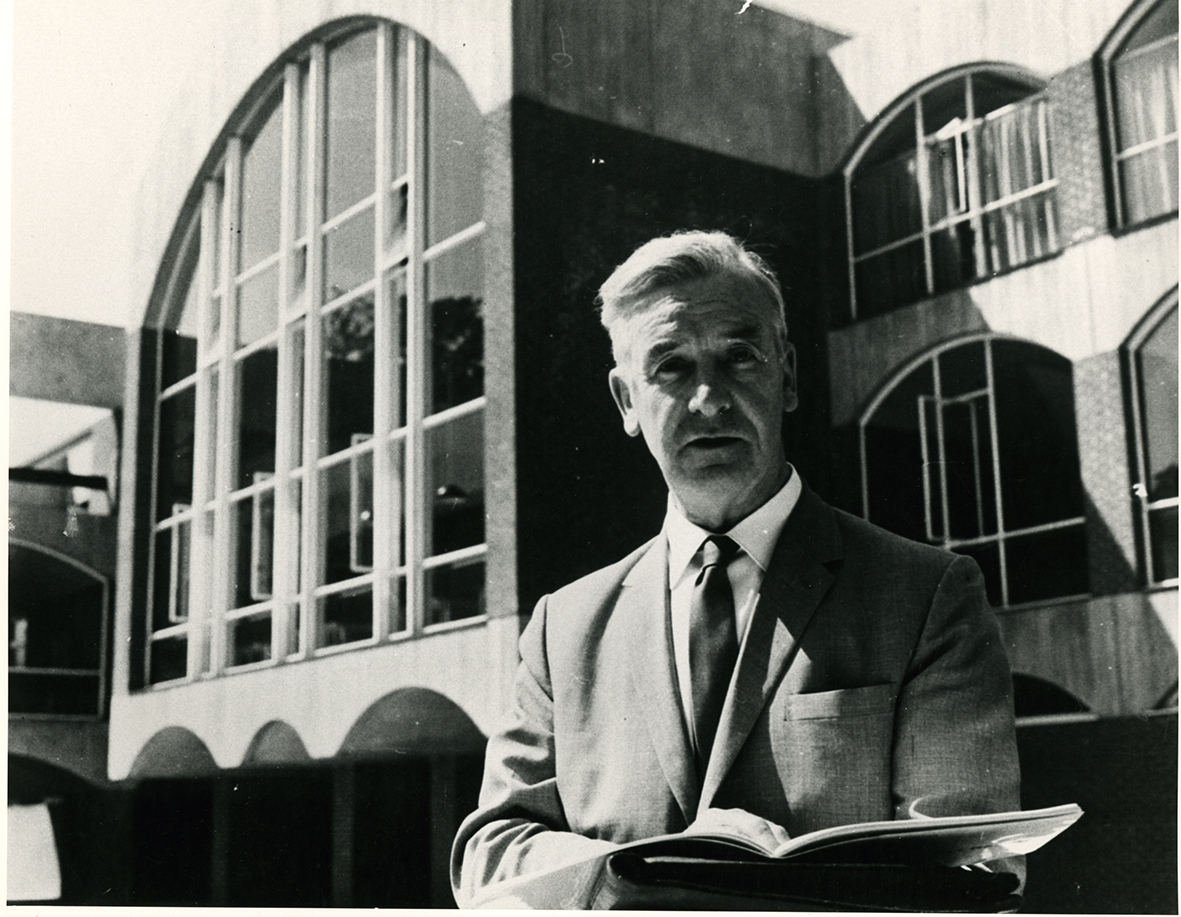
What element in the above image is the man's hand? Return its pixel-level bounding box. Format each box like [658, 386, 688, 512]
[685, 807, 791, 854]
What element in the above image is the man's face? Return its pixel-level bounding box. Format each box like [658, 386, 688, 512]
[608, 272, 797, 531]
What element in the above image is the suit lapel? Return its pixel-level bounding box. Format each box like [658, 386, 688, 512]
[623, 538, 700, 825]
[700, 486, 843, 812]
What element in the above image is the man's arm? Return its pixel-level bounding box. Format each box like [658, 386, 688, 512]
[450, 596, 615, 906]
[892, 553, 1025, 883]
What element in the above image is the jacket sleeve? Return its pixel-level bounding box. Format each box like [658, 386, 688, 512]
[449, 595, 615, 906]
[892, 553, 1025, 885]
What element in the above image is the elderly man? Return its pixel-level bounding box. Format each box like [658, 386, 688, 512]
[451, 231, 1022, 904]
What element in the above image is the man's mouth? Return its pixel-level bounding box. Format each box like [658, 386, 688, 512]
[685, 435, 744, 450]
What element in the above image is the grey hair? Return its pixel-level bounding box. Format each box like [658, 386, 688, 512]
[596, 230, 787, 364]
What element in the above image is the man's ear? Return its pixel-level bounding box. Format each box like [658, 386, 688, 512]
[781, 342, 799, 414]
[609, 368, 642, 437]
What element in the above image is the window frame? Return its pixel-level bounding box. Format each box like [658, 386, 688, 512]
[1125, 288, 1179, 588]
[1098, 0, 1179, 230]
[858, 333, 1089, 609]
[144, 19, 487, 687]
[843, 65, 1059, 322]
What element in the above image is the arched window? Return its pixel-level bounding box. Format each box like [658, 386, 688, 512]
[1126, 290, 1178, 586]
[149, 21, 485, 684]
[845, 67, 1059, 320]
[1101, 0, 1178, 227]
[859, 336, 1087, 608]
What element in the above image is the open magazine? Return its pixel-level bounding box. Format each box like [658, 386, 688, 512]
[468, 803, 1082, 910]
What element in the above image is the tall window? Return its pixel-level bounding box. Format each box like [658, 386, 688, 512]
[1104, 0, 1178, 227]
[860, 336, 1087, 608]
[846, 69, 1059, 320]
[149, 22, 486, 685]
[1127, 292, 1178, 585]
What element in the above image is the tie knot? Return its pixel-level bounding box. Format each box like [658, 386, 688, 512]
[701, 534, 741, 570]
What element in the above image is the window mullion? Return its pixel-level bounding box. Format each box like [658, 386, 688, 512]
[372, 22, 396, 641]
[299, 42, 328, 658]
[210, 140, 245, 676]
[932, 359, 951, 544]
[272, 62, 302, 662]
[983, 340, 1009, 606]
[405, 32, 428, 636]
[913, 98, 936, 297]
[963, 75, 988, 279]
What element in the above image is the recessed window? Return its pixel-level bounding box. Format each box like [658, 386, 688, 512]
[859, 336, 1087, 607]
[846, 68, 1059, 320]
[147, 21, 486, 685]
[1127, 291, 1178, 586]
[1103, 0, 1178, 228]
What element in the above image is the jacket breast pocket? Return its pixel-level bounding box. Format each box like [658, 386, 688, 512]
[775, 684, 898, 830]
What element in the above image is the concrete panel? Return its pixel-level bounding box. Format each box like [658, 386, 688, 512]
[9, 313, 125, 408]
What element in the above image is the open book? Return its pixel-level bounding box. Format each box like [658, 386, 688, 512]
[468, 803, 1082, 910]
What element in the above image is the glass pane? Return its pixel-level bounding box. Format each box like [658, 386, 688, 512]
[1115, 35, 1178, 152]
[323, 207, 375, 302]
[321, 451, 373, 584]
[157, 385, 196, 521]
[926, 133, 969, 224]
[426, 410, 485, 556]
[240, 96, 283, 271]
[1138, 306, 1178, 501]
[320, 586, 373, 647]
[956, 543, 1002, 607]
[236, 345, 279, 488]
[979, 99, 1050, 205]
[151, 528, 182, 630]
[9, 577, 103, 670]
[970, 71, 1040, 119]
[387, 271, 409, 430]
[323, 298, 375, 456]
[296, 63, 310, 236]
[425, 558, 485, 626]
[232, 489, 274, 609]
[388, 576, 408, 635]
[149, 635, 188, 684]
[230, 612, 272, 666]
[389, 29, 409, 179]
[426, 44, 484, 245]
[427, 240, 484, 413]
[237, 264, 279, 348]
[930, 219, 979, 292]
[942, 396, 998, 540]
[938, 340, 988, 397]
[290, 320, 306, 469]
[325, 29, 377, 218]
[992, 341, 1083, 531]
[851, 151, 922, 253]
[8, 671, 100, 717]
[863, 361, 934, 539]
[1006, 524, 1089, 605]
[982, 190, 1059, 274]
[1120, 141, 1179, 224]
[385, 437, 408, 569]
[920, 77, 969, 137]
[854, 238, 927, 319]
[1149, 505, 1179, 582]
[386, 183, 409, 262]
[162, 262, 200, 387]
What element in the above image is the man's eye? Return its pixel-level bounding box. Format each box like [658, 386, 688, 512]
[727, 346, 762, 367]
[653, 358, 690, 380]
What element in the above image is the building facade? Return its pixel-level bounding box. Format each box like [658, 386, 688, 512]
[9, 0, 1176, 908]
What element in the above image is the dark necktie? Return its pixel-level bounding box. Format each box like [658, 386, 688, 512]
[689, 534, 741, 776]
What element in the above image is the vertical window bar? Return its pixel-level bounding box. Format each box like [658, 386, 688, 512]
[300, 41, 329, 657]
[914, 98, 936, 297]
[918, 394, 938, 542]
[858, 422, 871, 521]
[1038, 99, 1060, 249]
[968, 395, 986, 536]
[963, 74, 988, 280]
[932, 356, 952, 544]
[210, 139, 245, 675]
[844, 171, 859, 321]
[272, 62, 302, 662]
[983, 340, 1009, 606]
[404, 32, 428, 635]
[373, 22, 396, 638]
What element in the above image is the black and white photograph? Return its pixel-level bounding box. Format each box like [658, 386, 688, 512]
[7, 0, 1177, 910]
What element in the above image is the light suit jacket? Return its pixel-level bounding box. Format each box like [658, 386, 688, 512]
[452, 485, 1022, 904]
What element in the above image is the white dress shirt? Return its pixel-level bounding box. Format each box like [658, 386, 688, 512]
[663, 465, 802, 753]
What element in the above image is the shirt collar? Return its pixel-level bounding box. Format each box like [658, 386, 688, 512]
[665, 465, 802, 586]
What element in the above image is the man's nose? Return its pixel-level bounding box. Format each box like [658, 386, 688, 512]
[687, 370, 731, 416]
